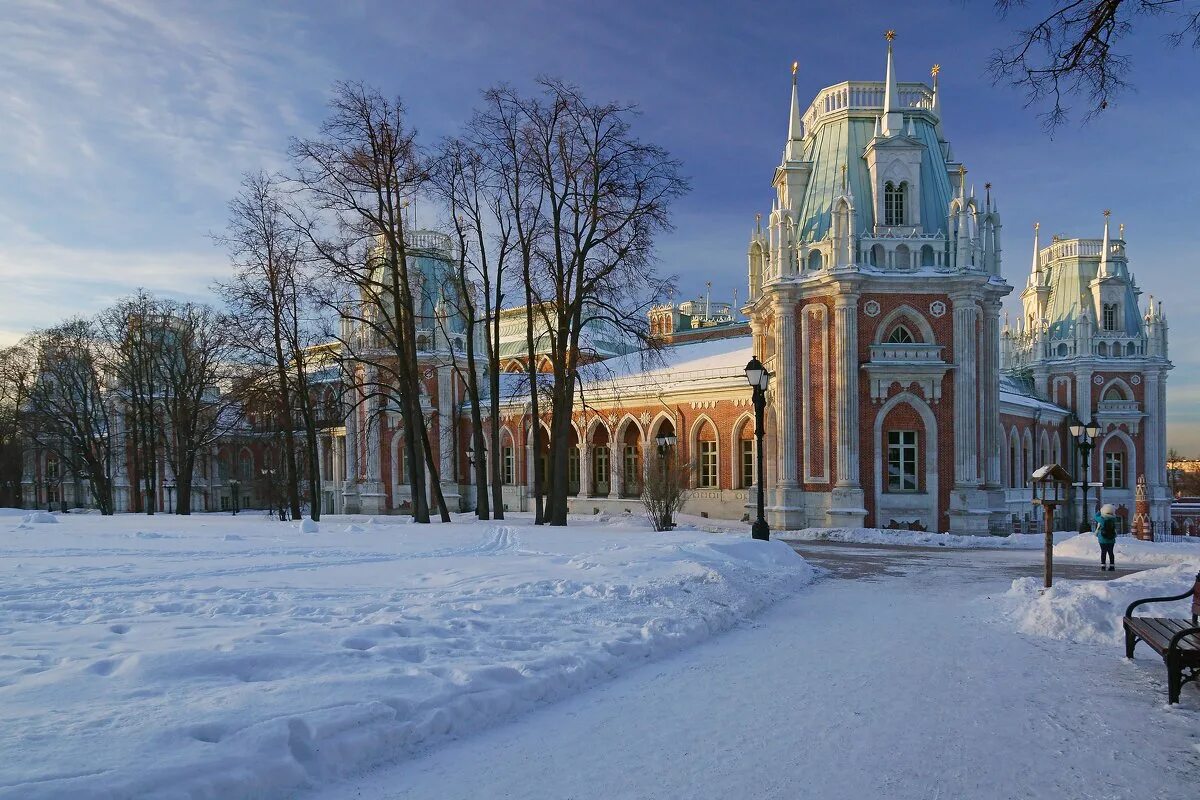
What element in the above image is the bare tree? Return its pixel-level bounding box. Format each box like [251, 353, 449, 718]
[641, 446, 689, 531]
[98, 291, 170, 514]
[991, 0, 1200, 128]
[0, 342, 35, 507]
[24, 321, 119, 514]
[519, 79, 688, 526]
[216, 171, 324, 521]
[431, 139, 497, 520]
[290, 81, 449, 523]
[153, 300, 239, 515]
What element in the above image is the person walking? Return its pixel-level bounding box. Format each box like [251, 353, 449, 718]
[1095, 503, 1118, 571]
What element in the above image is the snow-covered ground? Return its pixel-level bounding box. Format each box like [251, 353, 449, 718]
[779, 526, 1076, 548]
[312, 541, 1199, 800]
[0, 511, 813, 800]
[1053, 531, 1200, 566]
[1003, 562, 1199, 646]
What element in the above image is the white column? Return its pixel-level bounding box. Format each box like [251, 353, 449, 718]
[344, 397, 359, 484]
[774, 301, 798, 487]
[833, 293, 860, 487]
[610, 440, 621, 497]
[951, 294, 980, 487]
[579, 442, 591, 497]
[981, 300, 1002, 486]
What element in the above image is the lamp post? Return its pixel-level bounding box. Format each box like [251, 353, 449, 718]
[655, 432, 677, 530]
[229, 478, 240, 515]
[744, 356, 772, 541]
[163, 478, 176, 514]
[1069, 419, 1102, 532]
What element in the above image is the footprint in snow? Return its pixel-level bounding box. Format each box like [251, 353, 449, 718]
[108, 624, 130, 634]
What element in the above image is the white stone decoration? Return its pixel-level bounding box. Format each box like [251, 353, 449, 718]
[928, 300, 947, 318]
[864, 300, 881, 317]
[1131, 374, 1142, 385]
[1094, 374, 1105, 385]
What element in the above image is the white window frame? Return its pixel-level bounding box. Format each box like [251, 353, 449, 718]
[740, 439, 755, 489]
[1104, 451, 1124, 489]
[887, 430, 919, 492]
[698, 440, 718, 488]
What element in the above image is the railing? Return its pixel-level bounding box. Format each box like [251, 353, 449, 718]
[802, 81, 935, 130]
[1038, 237, 1126, 267]
[868, 344, 944, 363]
[1097, 400, 1140, 415]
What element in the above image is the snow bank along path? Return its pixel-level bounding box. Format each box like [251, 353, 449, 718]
[0, 512, 813, 799]
[313, 543, 1199, 800]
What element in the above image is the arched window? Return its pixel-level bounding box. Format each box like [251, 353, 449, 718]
[696, 421, 719, 488]
[1126, 342, 1137, 357]
[884, 181, 905, 226]
[894, 244, 911, 269]
[886, 325, 915, 344]
[1097, 341, 1108, 357]
[1103, 384, 1127, 402]
[920, 245, 935, 267]
[807, 250, 823, 271]
[1102, 303, 1118, 331]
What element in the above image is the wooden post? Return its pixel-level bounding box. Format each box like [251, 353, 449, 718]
[1043, 500, 1057, 589]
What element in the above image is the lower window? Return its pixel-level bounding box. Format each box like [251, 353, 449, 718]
[887, 431, 918, 492]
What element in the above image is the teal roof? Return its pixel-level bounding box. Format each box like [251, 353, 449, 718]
[1043, 257, 1143, 338]
[797, 114, 954, 243]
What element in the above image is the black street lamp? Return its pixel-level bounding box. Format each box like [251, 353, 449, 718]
[229, 478, 240, 515]
[655, 432, 677, 530]
[744, 356, 772, 541]
[1068, 419, 1102, 532]
[163, 479, 176, 514]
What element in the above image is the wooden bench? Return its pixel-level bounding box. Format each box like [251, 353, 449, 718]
[1123, 571, 1200, 704]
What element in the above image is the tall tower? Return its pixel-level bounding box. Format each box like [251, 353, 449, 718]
[743, 33, 1012, 533]
[1004, 215, 1172, 528]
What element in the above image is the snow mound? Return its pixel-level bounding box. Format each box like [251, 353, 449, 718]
[1054, 533, 1200, 566]
[344, 524, 367, 534]
[1001, 563, 1200, 645]
[299, 518, 319, 534]
[0, 516, 815, 799]
[779, 527, 1073, 549]
[21, 511, 57, 524]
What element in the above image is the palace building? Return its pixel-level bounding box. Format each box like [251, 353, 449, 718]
[481, 39, 1172, 534]
[23, 41, 1172, 535]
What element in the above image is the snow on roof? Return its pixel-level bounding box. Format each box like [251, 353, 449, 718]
[592, 335, 753, 381]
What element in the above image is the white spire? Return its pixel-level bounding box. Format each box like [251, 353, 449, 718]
[930, 64, 944, 139]
[1099, 209, 1112, 278]
[1027, 221, 1040, 287]
[785, 61, 803, 161]
[881, 31, 903, 136]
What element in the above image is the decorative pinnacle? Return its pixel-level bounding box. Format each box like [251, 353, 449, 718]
[1103, 208, 1111, 218]
[1034, 221, 1040, 231]
[840, 163, 847, 189]
[792, 61, 798, 76]
[885, 29, 896, 42]
[931, 63, 940, 78]
[1119, 223, 1125, 238]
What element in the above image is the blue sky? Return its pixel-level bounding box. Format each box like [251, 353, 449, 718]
[2, 0, 1199, 450]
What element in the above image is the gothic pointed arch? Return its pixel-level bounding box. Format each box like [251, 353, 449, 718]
[873, 304, 936, 345]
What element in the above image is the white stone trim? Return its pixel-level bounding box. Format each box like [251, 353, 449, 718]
[872, 391, 939, 530]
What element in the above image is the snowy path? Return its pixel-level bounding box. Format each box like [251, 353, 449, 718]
[315, 543, 1199, 800]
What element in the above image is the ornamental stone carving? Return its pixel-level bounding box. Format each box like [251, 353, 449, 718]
[928, 300, 947, 318]
[864, 300, 881, 317]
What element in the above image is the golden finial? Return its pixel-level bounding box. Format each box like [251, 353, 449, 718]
[1119, 222, 1125, 238]
[840, 163, 847, 189]
[1103, 208, 1111, 218]
[931, 64, 940, 78]
[755, 212, 762, 223]
[792, 61, 798, 76]
[1034, 221, 1040, 232]
[957, 164, 965, 178]
[885, 29, 896, 42]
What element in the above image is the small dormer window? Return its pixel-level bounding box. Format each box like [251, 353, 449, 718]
[1102, 303, 1118, 331]
[886, 325, 915, 344]
[884, 181, 906, 226]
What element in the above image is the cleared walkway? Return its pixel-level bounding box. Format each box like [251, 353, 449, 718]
[315, 543, 1199, 800]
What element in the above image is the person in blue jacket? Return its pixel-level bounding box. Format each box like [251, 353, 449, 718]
[1095, 503, 1118, 571]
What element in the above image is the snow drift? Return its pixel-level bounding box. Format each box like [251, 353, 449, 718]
[1002, 562, 1200, 645]
[0, 513, 814, 799]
